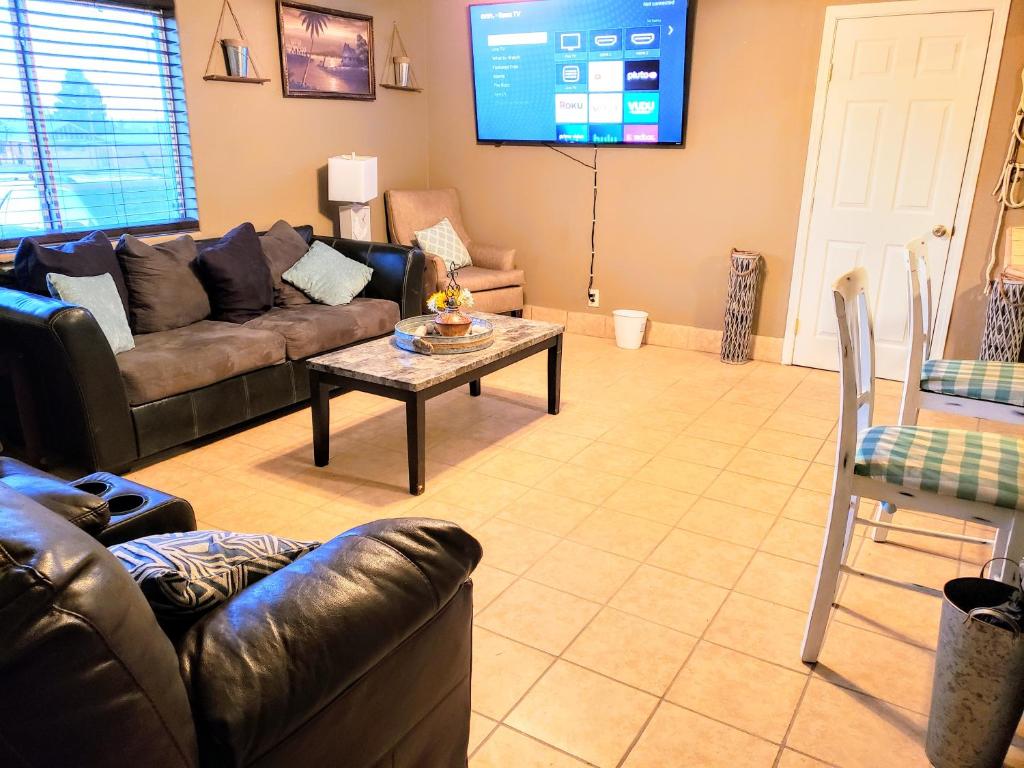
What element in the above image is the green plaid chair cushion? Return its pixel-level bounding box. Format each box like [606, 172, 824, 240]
[921, 359, 1024, 406]
[855, 426, 1024, 511]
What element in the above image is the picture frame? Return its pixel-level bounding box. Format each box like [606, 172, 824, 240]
[276, 1, 375, 100]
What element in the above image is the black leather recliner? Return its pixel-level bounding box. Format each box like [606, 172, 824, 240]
[0, 462, 482, 767]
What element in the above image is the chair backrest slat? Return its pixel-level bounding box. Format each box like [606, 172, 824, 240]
[900, 238, 931, 423]
[832, 268, 876, 473]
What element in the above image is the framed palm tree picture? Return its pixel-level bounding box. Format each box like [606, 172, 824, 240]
[276, 2, 375, 100]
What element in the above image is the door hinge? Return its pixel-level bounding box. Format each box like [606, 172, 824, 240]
[794, 318, 800, 335]
[827, 61, 834, 84]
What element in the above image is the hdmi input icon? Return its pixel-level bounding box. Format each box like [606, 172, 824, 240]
[630, 32, 656, 46]
[593, 34, 618, 47]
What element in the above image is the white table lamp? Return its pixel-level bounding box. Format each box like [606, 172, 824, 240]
[328, 154, 378, 240]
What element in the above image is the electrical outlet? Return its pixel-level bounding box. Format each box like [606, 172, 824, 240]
[588, 288, 600, 307]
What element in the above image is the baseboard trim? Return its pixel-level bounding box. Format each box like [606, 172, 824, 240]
[522, 305, 784, 363]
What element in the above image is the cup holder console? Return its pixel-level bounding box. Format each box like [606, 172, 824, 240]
[74, 480, 113, 496]
[70, 470, 197, 545]
[108, 493, 147, 515]
[73, 478, 148, 516]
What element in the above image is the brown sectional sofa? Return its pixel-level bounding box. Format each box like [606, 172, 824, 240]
[0, 227, 424, 474]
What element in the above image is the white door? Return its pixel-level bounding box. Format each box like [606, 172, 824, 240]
[791, 10, 992, 379]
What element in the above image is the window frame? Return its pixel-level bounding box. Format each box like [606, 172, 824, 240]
[0, 0, 199, 249]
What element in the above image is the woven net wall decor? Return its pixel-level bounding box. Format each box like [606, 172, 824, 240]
[980, 278, 1024, 362]
[721, 250, 764, 365]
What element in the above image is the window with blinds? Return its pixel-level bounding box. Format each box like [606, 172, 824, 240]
[0, 0, 197, 247]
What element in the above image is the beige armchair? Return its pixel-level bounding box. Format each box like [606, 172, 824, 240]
[384, 188, 525, 315]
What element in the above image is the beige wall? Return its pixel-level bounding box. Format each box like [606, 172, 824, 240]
[175, 0, 429, 241]
[424, 0, 1024, 348]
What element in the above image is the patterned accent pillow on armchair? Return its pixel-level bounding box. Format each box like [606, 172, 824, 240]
[414, 217, 473, 270]
[110, 531, 319, 617]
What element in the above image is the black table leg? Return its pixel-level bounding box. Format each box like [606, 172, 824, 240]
[469, 379, 482, 397]
[406, 394, 426, 495]
[547, 335, 562, 415]
[310, 369, 330, 467]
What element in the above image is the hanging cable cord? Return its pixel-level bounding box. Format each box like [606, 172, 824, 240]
[546, 144, 599, 301]
[985, 68, 1024, 292]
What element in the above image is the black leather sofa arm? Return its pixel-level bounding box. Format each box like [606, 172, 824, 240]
[0, 287, 137, 473]
[314, 236, 425, 319]
[178, 518, 481, 767]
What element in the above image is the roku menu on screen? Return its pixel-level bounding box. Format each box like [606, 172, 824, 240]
[469, 0, 690, 146]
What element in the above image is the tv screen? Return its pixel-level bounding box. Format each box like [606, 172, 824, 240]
[469, 0, 690, 147]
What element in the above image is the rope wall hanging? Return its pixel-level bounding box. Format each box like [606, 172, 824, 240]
[202, 0, 270, 84]
[379, 22, 422, 92]
[978, 68, 1024, 360]
[984, 68, 1024, 290]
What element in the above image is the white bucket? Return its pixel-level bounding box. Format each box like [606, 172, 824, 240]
[612, 309, 648, 350]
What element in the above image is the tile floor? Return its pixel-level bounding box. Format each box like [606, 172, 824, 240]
[127, 333, 1024, 768]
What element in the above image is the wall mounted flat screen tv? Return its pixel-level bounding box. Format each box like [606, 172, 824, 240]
[469, 0, 691, 147]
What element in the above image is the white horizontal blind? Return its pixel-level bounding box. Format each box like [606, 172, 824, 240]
[0, 0, 197, 246]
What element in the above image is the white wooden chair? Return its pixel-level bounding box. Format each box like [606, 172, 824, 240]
[872, 239, 1024, 543]
[801, 267, 1024, 663]
[899, 237, 1024, 427]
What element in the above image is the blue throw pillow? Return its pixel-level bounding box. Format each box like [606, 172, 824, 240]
[46, 272, 135, 355]
[282, 240, 373, 306]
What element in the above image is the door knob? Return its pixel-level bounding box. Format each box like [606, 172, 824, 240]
[932, 225, 950, 238]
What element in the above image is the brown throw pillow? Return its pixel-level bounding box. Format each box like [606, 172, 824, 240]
[116, 234, 211, 334]
[260, 220, 312, 307]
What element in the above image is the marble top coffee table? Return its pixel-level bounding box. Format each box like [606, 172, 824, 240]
[306, 313, 564, 495]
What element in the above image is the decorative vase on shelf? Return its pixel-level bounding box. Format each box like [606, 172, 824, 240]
[394, 56, 411, 88]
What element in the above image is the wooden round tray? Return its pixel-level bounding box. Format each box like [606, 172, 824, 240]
[394, 314, 495, 355]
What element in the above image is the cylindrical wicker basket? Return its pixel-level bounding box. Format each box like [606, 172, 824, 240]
[721, 250, 764, 365]
[980, 277, 1024, 362]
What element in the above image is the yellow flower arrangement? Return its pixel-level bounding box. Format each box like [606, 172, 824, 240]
[427, 288, 474, 313]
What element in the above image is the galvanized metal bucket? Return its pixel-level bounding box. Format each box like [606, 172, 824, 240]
[927, 575, 1024, 768]
[221, 38, 249, 78]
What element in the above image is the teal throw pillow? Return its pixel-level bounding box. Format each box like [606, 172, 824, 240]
[46, 272, 135, 354]
[282, 240, 373, 306]
[414, 217, 472, 270]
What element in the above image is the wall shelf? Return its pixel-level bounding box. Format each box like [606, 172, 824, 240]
[203, 75, 270, 84]
[203, 0, 268, 85]
[378, 22, 422, 92]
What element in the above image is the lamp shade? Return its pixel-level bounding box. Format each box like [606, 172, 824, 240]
[328, 155, 378, 203]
